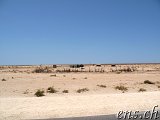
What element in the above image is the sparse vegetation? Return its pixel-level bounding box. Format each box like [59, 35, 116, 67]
[2, 79, 6, 81]
[138, 88, 146, 92]
[23, 89, 29, 94]
[119, 67, 132, 72]
[111, 64, 116, 67]
[70, 64, 84, 68]
[33, 67, 51, 73]
[84, 77, 87, 79]
[53, 65, 57, 68]
[33, 68, 45, 73]
[97, 84, 106, 88]
[115, 85, 128, 91]
[116, 71, 121, 74]
[77, 88, 89, 93]
[144, 80, 155, 84]
[62, 90, 69, 93]
[158, 86, 160, 88]
[47, 87, 58, 93]
[34, 89, 45, 97]
[50, 74, 56, 77]
[156, 81, 160, 84]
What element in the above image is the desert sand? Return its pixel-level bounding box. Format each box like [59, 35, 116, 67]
[0, 64, 160, 120]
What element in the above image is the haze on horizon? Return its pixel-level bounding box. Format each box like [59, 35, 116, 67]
[0, 0, 160, 65]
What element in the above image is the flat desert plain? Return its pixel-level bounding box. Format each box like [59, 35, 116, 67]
[0, 64, 160, 120]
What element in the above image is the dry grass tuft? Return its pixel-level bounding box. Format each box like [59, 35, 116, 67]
[34, 89, 45, 97]
[33, 67, 51, 73]
[62, 90, 69, 93]
[116, 71, 121, 74]
[2, 78, 6, 81]
[50, 74, 56, 77]
[156, 81, 160, 84]
[77, 88, 89, 93]
[47, 87, 58, 93]
[97, 84, 106, 88]
[144, 80, 155, 84]
[23, 89, 29, 94]
[115, 85, 128, 91]
[138, 88, 146, 92]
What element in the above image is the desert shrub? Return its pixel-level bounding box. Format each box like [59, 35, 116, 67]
[111, 64, 116, 67]
[62, 90, 69, 93]
[97, 84, 106, 88]
[116, 71, 121, 74]
[53, 65, 57, 68]
[33, 67, 51, 73]
[79, 64, 84, 67]
[34, 89, 45, 97]
[47, 87, 57, 93]
[144, 80, 155, 84]
[115, 85, 128, 91]
[138, 88, 146, 92]
[50, 74, 56, 77]
[156, 81, 160, 84]
[84, 77, 87, 79]
[63, 75, 66, 77]
[70, 64, 84, 68]
[77, 88, 89, 93]
[119, 67, 132, 72]
[23, 89, 29, 94]
[158, 86, 160, 88]
[56, 70, 61, 73]
[70, 65, 76, 68]
[33, 68, 45, 73]
[126, 67, 132, 72]
[2, 78, 6, 81]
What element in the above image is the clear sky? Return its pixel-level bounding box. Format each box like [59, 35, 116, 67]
[0, 0, 160, 65]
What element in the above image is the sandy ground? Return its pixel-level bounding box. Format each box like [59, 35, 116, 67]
[0, 64, 160, 120]
[1, 92, 160, 120]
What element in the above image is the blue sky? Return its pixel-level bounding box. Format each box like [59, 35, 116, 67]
[0, 0, 160, 65]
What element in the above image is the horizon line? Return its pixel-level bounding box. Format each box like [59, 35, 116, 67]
[0, 62, 160, 66]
